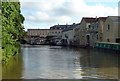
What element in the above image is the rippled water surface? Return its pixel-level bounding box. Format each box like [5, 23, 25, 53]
[2, 45, 119, 79]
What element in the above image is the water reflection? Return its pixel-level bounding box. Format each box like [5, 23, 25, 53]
[2, 54, 23, 79]
[0, 63, 2, 80]
[2, 45, 119, 79]
[79, 49, 119, 79]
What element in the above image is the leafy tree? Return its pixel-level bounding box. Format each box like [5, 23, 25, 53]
[1, 1, 25, 62]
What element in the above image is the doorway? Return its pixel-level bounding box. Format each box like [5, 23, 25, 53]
[86, 35, 90, 46]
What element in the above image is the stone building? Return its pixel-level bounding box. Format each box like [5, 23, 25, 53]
[98, 17, 107, 42]
[74, 25, 81, 46]
[27, 29, 50, 44]
[102, 16, 120, 43]
[87, 18, 99, 47]
[62, 23, 80, 46]
[78, 17, 98, 47]
[49, 24, 71, 45]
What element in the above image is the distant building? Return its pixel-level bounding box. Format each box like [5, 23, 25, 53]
[26, 16, 120, 47]
[28, 29, 50, 37]
[103, 16, 120, 43]
[49, 24, 71, 36]
[49, 24, 71, 45]
[62, 23, 80, 46]
[27, 29, 50, 44]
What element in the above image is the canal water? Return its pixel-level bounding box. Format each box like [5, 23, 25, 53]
[2, 45, 119, 79]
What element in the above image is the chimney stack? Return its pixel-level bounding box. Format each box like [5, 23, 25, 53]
[96, 16, 97, 19]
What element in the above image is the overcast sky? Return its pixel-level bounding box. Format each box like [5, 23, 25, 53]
[19, 0, 119, 31]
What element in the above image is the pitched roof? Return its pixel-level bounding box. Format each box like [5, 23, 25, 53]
[50, 25, 71, 30]
[28, 29, 50, 31]
[108, 16, 120, 23]
[62, 23, 80, 32]
[82, 17, 99, 23]
[99, 17, 107, 22]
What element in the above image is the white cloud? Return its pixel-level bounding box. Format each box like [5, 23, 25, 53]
[78, 4, 118, 17]
[58, 16, 72, 23]
[26, 12, 72, 24]
[84, 0, 119, 2]
[20, 0, 118, 30]
[20, 0, 65, 11]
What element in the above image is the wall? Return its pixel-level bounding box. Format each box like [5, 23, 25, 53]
[28, 29, 50, 37]
[98, 20, 104, 42]
[103, 17, 118, 43]
[62, 30, 74, 45]
[79, 20, 88, 46]
[49, 29, 62, 37]
[74, 25, 80, 46]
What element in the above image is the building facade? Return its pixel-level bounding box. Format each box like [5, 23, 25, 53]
[62, 23, 80, 46]
[103, 16, 120, 43]
[74, 25, 81, 46]
[27, 29, 50, 44]
[26, 16, 120, 48]
[78, 17, 98, 47]
[28, 29, 50, 37]
[98, 17, 107, 42]
[87, 19, 99, 47]
[49, 24, 71, 45]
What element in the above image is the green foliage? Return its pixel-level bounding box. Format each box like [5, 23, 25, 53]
[2, 1, 25, 63]
[0, 29, 1, 62]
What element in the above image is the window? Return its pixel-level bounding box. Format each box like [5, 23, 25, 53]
[96, 23, 98, 28]
[88, 25, 91, 29]
[97, 35, 98, 40]
[107, 24, 110, 31]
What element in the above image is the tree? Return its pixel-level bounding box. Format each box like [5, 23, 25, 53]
[2, 1, 25, 62]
